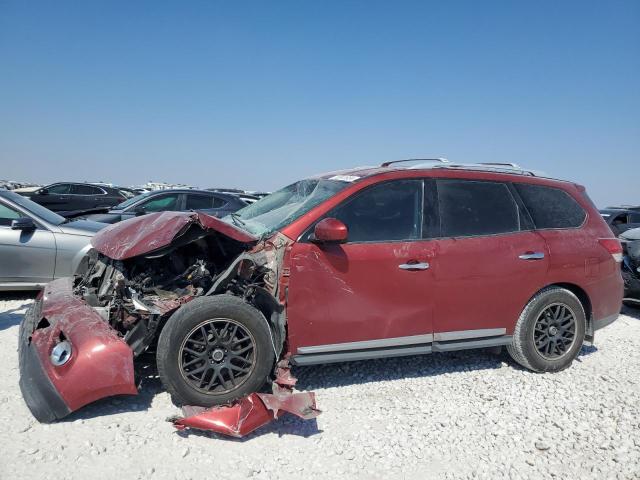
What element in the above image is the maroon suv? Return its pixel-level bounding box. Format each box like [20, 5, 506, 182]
[19, 160, 623, 423]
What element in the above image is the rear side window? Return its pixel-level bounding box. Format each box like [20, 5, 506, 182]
[72, 184, 103, 195]
[212, 196, 227, 208]
[514, 184, 586, 229]
[186, 194, 213, 210]
[437, 180, 520, 237]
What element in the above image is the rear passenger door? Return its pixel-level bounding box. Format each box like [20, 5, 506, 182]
[431, 179, 549, 341]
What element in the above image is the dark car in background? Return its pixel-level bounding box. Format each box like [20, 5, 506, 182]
[599, 206, 640, 236]
[0, 190, 107, 290]
[84, 189, 247, 224]
[619, 227, 640, 306]
[20, 182, 126, 218]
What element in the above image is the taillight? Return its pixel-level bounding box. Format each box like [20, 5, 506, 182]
[599, 238, 623, 262]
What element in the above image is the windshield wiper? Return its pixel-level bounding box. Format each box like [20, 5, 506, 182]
[229, 212, 247, 227]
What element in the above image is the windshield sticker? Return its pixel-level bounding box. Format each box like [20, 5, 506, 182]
[328, 175, 360, 182]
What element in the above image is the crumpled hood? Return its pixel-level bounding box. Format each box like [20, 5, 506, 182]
[91, 211, 257, 260]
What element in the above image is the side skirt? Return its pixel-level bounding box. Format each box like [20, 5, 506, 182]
[291, 334, 513, 366]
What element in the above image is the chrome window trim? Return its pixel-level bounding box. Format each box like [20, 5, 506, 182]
[297, 328, 507, 355]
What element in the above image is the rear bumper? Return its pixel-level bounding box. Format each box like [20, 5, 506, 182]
[18, 278, 137, 422]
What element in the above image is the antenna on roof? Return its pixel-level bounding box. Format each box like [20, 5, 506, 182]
[381, 158, 449, 167]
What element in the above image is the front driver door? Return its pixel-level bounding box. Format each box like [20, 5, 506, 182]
[287, 179, 437, 361]
[0, 201, 56, 285]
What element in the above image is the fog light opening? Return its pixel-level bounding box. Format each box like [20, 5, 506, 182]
[50, 340, 72, 366]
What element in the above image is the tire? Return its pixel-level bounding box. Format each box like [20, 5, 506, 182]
[507, 287, 586, 373]
[156, 295, 275, 407]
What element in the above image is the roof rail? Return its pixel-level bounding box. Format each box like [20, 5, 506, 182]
[381, 158, 449, 167]
[477, 162, 523, 169]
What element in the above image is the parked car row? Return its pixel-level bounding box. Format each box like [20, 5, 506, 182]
[13, 181, 262, 220]
[0, 183, 258, 290]
[85, 189, 248, 224]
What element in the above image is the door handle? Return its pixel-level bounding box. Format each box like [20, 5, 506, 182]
[398, 262, 430, 271]
[518, 252, 545, 260]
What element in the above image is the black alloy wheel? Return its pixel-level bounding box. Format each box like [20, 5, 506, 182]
[532, 303, 577, 360]
[178, 318, 256, 394]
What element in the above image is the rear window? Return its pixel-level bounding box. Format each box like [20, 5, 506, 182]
[437, 180, 520, 237]
[514, 184, 586, 229]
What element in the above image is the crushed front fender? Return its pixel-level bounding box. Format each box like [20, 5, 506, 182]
[18, 278, 137, 423]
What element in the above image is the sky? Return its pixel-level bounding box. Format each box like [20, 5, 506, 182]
[0, 1, 638, 207]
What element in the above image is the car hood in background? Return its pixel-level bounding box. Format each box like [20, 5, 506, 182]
[83, 212, 124, 224]
[620, 227, 640, 242]
[58, 219, 109, 236]
[91, 211, 258, 260]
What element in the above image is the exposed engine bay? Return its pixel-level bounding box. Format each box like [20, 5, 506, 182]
[73, 223, 285, 358]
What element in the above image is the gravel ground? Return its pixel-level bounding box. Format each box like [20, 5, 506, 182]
[0, 294, 639, 480]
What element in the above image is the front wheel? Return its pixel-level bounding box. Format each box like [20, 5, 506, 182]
[507, 287, 586, 373]
[156, 295, 275, 406]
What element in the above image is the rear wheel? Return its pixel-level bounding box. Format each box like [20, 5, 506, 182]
[156, 295, 274, 406]
[507, 287, 586, 373]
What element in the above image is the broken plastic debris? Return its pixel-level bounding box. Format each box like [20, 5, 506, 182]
[171, 390, 319, 438]
[170, 362, 320, 438]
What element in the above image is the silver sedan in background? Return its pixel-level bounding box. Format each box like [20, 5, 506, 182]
[0, 190, 107, 290]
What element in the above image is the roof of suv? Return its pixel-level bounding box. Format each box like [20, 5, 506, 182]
[316, 159, 564, 183]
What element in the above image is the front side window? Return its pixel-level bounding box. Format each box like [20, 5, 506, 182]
[46, 184, 71, 194]
[438, 179, 520, 237]
[139, 194, 181, 212]
[329, 179, 423, 242]
[0, 202, 21, 226]
[514, 183, 586, 229]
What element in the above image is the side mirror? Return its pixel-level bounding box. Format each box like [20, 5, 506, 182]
[312, 218, 348, 244]
[11, 217, 36, 230]
[133, 207, 146, 216]
[38, 188, 49, 195]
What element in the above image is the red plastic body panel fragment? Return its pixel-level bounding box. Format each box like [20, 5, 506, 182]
[172, 390, 319, 438]
[171, 360, 320, 438]
[31, 278, 137, 412]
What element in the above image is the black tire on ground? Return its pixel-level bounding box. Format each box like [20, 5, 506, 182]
[156, 295, 275, 407]
[507, 287, 586, 373]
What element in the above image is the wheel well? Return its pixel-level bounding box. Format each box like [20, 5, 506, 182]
[548, 282, 593, 333]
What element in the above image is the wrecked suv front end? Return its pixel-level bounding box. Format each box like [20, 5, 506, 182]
[18, 210, 291, 423]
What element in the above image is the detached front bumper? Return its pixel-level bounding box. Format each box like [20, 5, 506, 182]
[18, 278, 137, 423]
